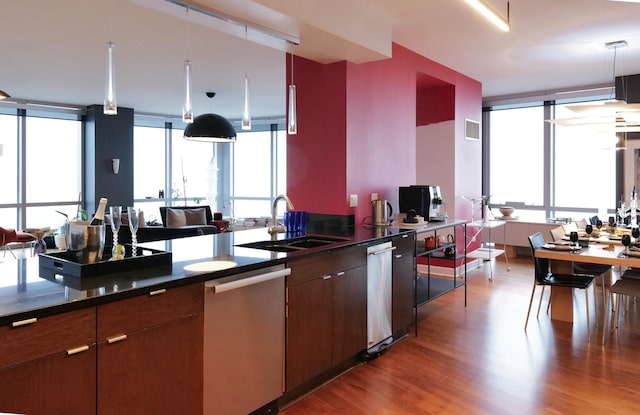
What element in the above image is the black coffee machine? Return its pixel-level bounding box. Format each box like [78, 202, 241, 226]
[399, 185, 446, 222]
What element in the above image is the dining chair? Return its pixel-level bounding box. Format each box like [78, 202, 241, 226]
[0, 227, 36, 258]
[609, 275, 640, 331]
[526, 232, 596, 341]
[550, 226, 565, 242]
[575, 218, 588, 230]
[562, 222, 579, 234]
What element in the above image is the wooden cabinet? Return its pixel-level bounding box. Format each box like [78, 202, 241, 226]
[391, 232, 416, 336]
[0, 307, 97, 415]
[286, 245, 367, 392]
[96, 283, 204, 415]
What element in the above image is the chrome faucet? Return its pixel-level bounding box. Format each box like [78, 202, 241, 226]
[268, 194, 295, 234]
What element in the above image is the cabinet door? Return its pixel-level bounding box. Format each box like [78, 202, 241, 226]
[392, 234, 416, 335]
[97, 284, 204, 415]
[0, 346, 96, 415]
[286, 275, 333, 391]
[97, 313, 203, 415]
[332, 265, 367, 365]
[0, 307, 96, 415]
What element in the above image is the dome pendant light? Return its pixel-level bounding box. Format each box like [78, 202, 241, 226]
[0, 90, 10, 100]
[184, 92, 237, 143]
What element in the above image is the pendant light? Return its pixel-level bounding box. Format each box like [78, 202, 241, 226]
[104, 41, 117, 115]
[103, 0, 116, 115]
[182, 6, 193, 123]
[288, 52, 297, 135]
[0, 90, 10, 100]
[241, 26, 251, 130]
[183, 60, 194, 123]
[184, 92, 237, 143]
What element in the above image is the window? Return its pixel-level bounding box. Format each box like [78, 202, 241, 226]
[486, 99, 617, 221]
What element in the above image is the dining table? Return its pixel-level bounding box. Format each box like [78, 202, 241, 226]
[535, 239, 640, 344]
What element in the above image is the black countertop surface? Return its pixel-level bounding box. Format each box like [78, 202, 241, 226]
[0, 225, 414, 325]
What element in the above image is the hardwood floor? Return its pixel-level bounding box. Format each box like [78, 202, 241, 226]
[280, 256, 640, 414]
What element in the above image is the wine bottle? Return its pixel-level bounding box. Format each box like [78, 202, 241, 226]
[90, 198, 108, 225]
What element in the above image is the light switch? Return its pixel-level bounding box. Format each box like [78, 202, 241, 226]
[349, 194, 358, 207]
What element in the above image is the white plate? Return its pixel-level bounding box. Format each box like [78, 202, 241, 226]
[542, 243, 580, 251]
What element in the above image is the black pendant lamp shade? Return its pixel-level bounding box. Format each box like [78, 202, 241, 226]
[184, 113, 237, 142]
[183, 92, 236, 143]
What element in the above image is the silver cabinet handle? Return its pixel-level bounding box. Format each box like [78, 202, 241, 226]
[368, 246, 397, 255]
[394, 254, 403, 259]
[149, 288, 166, 296]
[322, 275, 332, 280]
[12, 317, 37, 328]
[67, 345, 90, 356]
[107, 334, 128, 344]
[336, 271, 345, 277]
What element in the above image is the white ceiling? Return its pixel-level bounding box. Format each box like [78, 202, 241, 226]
[2, 0, 640, 121]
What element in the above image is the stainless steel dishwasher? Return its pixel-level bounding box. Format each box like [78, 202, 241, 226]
[366, 241, 396, 357]
[203, 264, 291, 415]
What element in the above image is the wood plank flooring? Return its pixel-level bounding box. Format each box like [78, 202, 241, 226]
[280, 257, 640, 415]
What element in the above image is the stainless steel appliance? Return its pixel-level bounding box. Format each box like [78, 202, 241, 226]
[399, 185, 446, 221]
[372, 199, 393, 226]
[204, 264, 291, 415]
[366, 242, 396, 356]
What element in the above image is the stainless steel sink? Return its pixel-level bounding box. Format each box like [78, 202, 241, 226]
[236, 235, 350, 252]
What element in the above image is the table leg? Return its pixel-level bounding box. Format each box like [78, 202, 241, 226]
[550, 286, 574, 322]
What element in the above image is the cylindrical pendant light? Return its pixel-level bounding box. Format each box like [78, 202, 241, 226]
[241, 73, 251, 130]
[104, 41, 117, 115]
[287, 53, 297, 135]
[183, 60, 194, 123]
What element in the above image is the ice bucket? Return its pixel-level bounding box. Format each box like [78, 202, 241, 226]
[66, 222, 105, 263]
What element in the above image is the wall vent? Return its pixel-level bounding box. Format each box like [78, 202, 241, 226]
[465, 118, 480, 141]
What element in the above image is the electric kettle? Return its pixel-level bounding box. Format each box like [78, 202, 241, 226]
[372, 199, 393, 227]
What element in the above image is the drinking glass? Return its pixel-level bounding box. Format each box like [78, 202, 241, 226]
[109, 206, 122, 258]
[633, 227, 640, 244]
[127, 207, 140, 254]
[585, 224, 593, 236]
[569, 231, 579, 248]
[622, 234, 632, 253]
[596, 220, 603, 231]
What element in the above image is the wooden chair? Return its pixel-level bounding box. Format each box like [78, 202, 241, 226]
[526, 232, 596, 341]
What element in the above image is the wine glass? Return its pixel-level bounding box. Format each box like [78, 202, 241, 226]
[622, 234, 632, 253]
[109, 206, 122, 258]
[596, 220, 603, 232]
[127, 207, 139, 255]
[585, 224, 593, 237]
[633, 227, 640, 245]
[569, 231, 579, 248]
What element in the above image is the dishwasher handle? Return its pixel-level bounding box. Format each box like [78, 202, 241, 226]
[368, 246, 396, 256]
[206, 268, 291, 294]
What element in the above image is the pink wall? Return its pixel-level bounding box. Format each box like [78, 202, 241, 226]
[286, 43, 482, 225]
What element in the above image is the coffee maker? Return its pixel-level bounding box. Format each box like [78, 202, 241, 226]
[399, 185, 446, 222]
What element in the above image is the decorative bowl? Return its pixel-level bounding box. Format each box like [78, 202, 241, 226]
[499, 206, 515, 217]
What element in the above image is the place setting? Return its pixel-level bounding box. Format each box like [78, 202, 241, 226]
[542, 231, 584, 251]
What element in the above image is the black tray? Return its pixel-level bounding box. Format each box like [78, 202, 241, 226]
[39, 245, 172, 279]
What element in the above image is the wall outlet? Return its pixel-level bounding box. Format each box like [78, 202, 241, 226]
[349, 194, 358, 207]
[371, 192, 378, 201]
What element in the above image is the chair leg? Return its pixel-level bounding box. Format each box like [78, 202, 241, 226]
[537, 286, 546, 318]
[2, 244, 16, 259]
[525, 283, 537, 331]
[585, 288, 591, 342]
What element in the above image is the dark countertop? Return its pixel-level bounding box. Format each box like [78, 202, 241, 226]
[0, 225, 414, 326]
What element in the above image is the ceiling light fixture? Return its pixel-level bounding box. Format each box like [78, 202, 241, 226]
[103, 0, 116, 115]
[287, 52, 297, 135]
[465, 0, 510, 32]
[182, 6, 193, 124]
[0, 90, 10, 100]
[184, 92, 236, 143]
[241, 26, 251, 130]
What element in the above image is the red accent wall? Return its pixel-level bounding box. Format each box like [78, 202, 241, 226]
[286, 43, 482, 225]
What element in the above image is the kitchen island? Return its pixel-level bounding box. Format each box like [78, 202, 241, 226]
[0, 225, 415, 415]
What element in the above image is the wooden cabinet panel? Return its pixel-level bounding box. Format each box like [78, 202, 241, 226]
[286, 275, 333, 390]
[0, 345, 96, 415]
[97, 313, 203, 415]
[392, 233, 415, 335]
[97, 283, 203, 338]
[287, 245, 366, 285]
[332, 266, 367, 364]
[0, 307, 95, 368]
